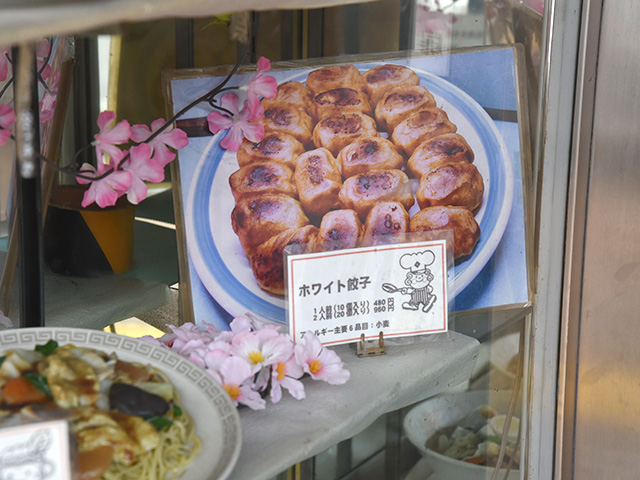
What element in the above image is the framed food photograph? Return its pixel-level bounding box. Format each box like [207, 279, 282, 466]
[163, 45, 533, 331]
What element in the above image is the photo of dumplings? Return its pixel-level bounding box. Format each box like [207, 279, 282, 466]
[225, 62, 487, 297]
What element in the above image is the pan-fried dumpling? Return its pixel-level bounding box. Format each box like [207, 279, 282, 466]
[362, 64, 420, 107]
[410, 206, 480, 260]
[294, 148, 343, 217]
[339, 169, 414, 220]
[231, 194, 309, 255]
[229, 162, 297, 202]
[374, 85, 436, 134]
[362, 202, 410, 246]
[416, 162, 484, 211]
[337, 137, 404, 178]
[312, 88, 372, 122]
[261, 81, 313, 112]
[312, 112, 379, 156]
[261, 105, 314, 146]
[406, 133, 474, 179]
[317, 209, 362, 251]
[392, 108, 457, 156]
[306, 64, 364, 96]
[236, 132, 305, 170]
[249, 226, 319, 296]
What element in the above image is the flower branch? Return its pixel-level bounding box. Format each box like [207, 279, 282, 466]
[0, 39, 278, 208]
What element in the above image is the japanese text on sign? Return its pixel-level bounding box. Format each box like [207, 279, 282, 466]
[287, 240, 449, 346]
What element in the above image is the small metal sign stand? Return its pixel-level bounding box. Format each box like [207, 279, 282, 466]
[356, 332, 386, 357]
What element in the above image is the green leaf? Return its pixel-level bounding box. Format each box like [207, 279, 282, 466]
[0, 356, 5, 367]
[23, 372, 53, 398]
[201, 14, 232, 29]
[146, 416, 173, 431]
[173, 404, 183, 417]
[35, 340, 59, 357]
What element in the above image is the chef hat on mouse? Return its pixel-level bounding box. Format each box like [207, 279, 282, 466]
[400, 250, 435, 273]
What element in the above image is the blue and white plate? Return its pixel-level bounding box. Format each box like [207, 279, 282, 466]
[185, 64, 513, 326]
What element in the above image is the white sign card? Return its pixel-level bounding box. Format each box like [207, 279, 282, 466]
[0, 419, 72, 479]
[287, 240, 448, 345]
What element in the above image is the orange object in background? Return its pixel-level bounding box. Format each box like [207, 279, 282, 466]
[44, 185, 135, 276]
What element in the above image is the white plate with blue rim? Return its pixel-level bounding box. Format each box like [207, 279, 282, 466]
[185, 62, 513, 326]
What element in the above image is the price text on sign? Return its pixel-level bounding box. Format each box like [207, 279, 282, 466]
[0, 419, 72, 479]
[287, 240, 448, 345]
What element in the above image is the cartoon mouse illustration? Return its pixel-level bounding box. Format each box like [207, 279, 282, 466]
[382, 250, 437, 313]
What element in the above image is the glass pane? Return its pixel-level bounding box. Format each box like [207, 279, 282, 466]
[0, 0, 551, 478]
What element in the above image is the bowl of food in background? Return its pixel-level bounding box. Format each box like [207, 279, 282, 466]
[403, 390, 521, 480]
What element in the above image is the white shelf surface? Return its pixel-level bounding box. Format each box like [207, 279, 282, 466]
[233, 331, 480, 480]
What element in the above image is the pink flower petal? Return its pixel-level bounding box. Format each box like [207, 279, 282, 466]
[256, 56, 271, 76]
[219, 93, 241, 115]
[207, 111, 234, 134]
[0, 48, 9, 83]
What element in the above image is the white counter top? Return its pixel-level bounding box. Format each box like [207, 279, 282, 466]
[232, 331, 480, 479]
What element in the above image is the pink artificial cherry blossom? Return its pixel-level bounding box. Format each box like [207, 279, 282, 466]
[294, 331, 350, 385]
[0, 47, 9, 83]
[219, 356, 266, 410]
[94, 111, 131, 166]
[39, 72, 60, 122]
[120, 143, 165, 204]
[203, 347, 230, 384]
[206, 93, 264, 151]
[244, 56, 278, 118]
[230, 329, 288, 374]
[0, 104, 15, 146]
[270, 353, 305, 403]
[35, 39, 52, 82]
[174, 339, 209, 369]
[77, 160, 131, 208]
[131, 118, 189, 167]
[140, 315, 349, 411]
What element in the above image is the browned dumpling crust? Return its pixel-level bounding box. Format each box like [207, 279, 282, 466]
[312, 112, 379, 156]
[374, 85, 437, 134]
[249, 226, 319, 296]
[260, 81, 313, 112]
[416, 162, 484, 211]
[362, 202, 410, 246]
[306, 64, 364, 96]
[410, 206, 480, 260]
[236, 132, 305, 170]
[229, 62, 485, 297]
[392, 108, 457, 156]
[261, 105, 314, 146]
[362, 64, 420, 107]
[312, 88, 373, 122]
[337, 136, 404, 178]
[229, 162, 297, 202]
[294, 148, 343, 217]
[317, 209, 362, 251]
[339, 169, 414, 220]
[231, 194, 309, 254]
[406, 133, 474, 179]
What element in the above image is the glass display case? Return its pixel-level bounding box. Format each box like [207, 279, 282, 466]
[1, 0, 637, 478]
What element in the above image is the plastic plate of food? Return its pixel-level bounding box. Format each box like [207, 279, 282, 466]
[0, 327, 241, 480]
[403, 390, 521, 480]
[186, 61, 513, 325]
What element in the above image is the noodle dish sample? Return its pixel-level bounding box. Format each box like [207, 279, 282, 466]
[0, 340, 201, 480]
